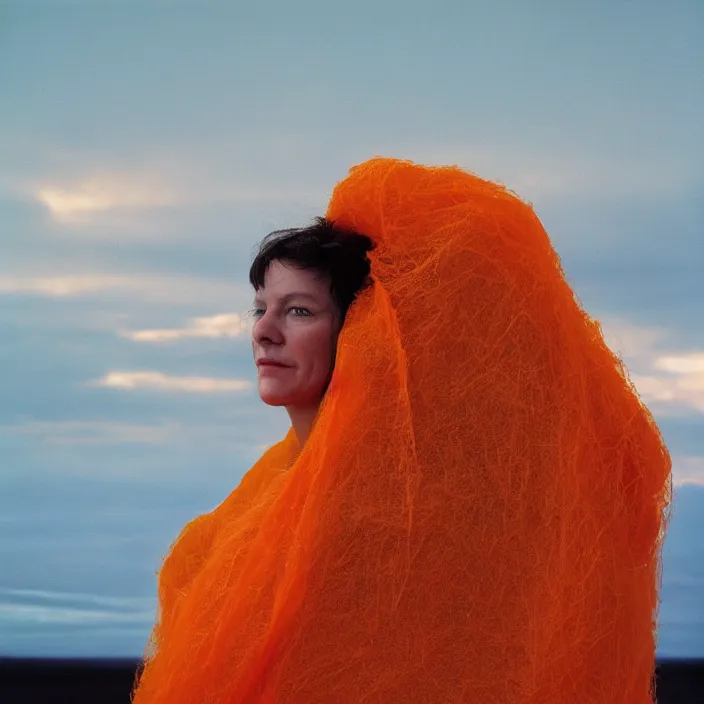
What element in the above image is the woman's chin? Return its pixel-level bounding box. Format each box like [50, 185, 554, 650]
[258, 386, 292, 407]
[259, 396, 289, 407]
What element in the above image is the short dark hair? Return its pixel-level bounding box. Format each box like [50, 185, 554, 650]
[249, 216, 375, 319]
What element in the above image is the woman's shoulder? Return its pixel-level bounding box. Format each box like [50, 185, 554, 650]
[158, 430, 298, 594]
[215, 429, 298, 514]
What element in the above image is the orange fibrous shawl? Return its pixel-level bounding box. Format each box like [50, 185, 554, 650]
[132, 157, 671, 704]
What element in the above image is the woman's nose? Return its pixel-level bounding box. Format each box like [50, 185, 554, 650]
[252, 312, 283, 345]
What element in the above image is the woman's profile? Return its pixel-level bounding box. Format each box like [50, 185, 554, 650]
[248, 217, 374, 447]
[132, 157, 671, 704]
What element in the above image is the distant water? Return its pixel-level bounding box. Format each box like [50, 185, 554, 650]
[0, 487, 701, 659]
[657, 486, 704, 657]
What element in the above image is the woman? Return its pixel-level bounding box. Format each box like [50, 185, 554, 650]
[248, 217, 374, 447]
[133, 157, 671, 703]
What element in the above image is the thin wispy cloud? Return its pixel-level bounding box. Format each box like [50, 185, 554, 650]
[601, 320, 669, 362]
[656, 354, 704, 375]
[121, 313, 250, 342]
[35, 174, 176, 225]
[394, 143, 699, 203]
[0, 418, 282, 471]
[0, 275, 130, 297]
[0, 417, 272, 450]
[0, 587, 154, 613]
[21, 135, 698, 246]
[9, 137, 698, 256]
[601, 319, 704, 417]
[18, 153, 324, 236]
[0, 587, 154, 627]
[93, 371, 252, 393]
[672, 457, 704, 488]
[0, 273, 247, 306]
[0, 420, 177, 447]
[631, 352, 704, 415]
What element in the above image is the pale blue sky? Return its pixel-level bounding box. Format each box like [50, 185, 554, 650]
[1, 0, 702, 658]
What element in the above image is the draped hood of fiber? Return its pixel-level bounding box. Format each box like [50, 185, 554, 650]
[132, 157, 671, 704]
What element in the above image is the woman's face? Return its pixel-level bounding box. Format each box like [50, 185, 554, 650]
[251, 259, 342, 409]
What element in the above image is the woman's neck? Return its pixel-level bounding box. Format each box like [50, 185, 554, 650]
[286, 404, 320, 448]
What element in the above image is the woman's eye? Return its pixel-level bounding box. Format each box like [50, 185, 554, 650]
[250, 307, 265, 318]
[289, 307, 312, 317]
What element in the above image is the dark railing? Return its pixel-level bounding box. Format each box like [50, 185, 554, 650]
[1, 658, 703, 703]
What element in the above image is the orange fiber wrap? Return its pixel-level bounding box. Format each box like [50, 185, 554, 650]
[132, 157, 671, 703]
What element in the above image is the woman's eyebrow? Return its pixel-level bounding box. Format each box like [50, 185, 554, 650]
[281, 292, 318, 304]
[252, 292, 318, 307]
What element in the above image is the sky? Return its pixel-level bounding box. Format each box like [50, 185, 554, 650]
[0, 0, 702, 659]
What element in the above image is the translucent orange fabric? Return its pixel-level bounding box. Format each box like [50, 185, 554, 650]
[132, 157, 671, 703]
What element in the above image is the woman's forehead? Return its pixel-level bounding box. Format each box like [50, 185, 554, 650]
[255, 261, 332, 301]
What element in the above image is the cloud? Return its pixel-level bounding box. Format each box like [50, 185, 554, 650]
[22, 152, 323, 234]
[630, 366, 704, 415]
[0, 420, 177, 447]
[599, 318, 704, 417]
[32, 175, 317, 228]
[0, 417, 284, 480]
[0, 587, 154, 626]
[35, 175, 176, 225]
[655, 354, 704, 375]
[0, 587, 154, 613]
[0, 136, 324, 242]
[0, 274, 131, 297]
[6, 136, 699, 244]
[388, 142, 697, 203]
[92, 371, 252, 393]
[0, 273, 247, 306]
[596, 319, 669, 361]
[121, 313, 251, 342]
[672, 456, 704, 488]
